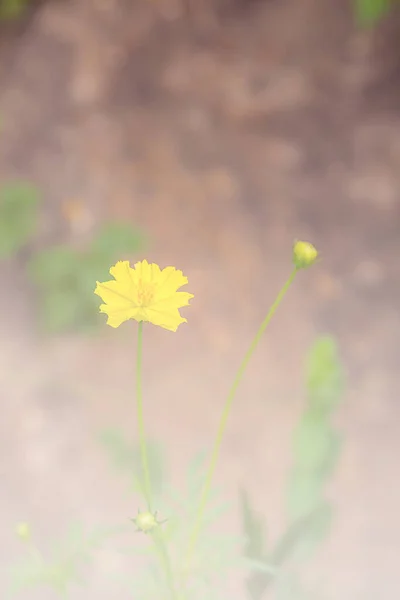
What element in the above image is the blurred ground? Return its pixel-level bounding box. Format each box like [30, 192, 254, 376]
[1, 0, 400, 598]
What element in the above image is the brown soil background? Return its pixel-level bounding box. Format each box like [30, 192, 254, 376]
[1, 1, 400, 598]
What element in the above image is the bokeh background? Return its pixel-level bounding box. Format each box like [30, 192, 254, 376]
[1, 1, 400, 599]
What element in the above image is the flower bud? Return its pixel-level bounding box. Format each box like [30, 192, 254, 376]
[293, 240, 318, 269]
[132, 510, 161, 534]
[16, 522, 31, 541]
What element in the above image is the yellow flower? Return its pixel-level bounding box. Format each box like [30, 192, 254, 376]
[293, 240, 318, 269]
[94, 260, 194, 331]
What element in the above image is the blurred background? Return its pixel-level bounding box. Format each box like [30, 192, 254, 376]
[1, 0, 400, 599]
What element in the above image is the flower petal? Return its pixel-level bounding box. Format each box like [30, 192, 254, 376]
[99, 304, 140, 328]
[94, 279, 137, 308]
[151, 291, 194, 310]
[109, 260, 140, 295]
[145, 307, 188, 332]
[152, 267, 189, 302]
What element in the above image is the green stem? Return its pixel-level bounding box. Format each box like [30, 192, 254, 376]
[135, 322, 179, 600]
[185, 267, 299, 569]
[152, 529, 180, 600]
[136, 321, 152, 510]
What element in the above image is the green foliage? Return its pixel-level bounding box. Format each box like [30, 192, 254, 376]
[242, 336, 345, 600]
[0, 182, 40, 258]
[284, 337, 344, 559]
[291, 411, 341, 474]
[240, 488, 273, 600]
[0, 0, 29, 20]
[306, 337, 344, 415]
[274, 570, 326, 600]
[7, 321, 344, 597]
[240, 488, 267, 562]
[28, 222, 146, 333]
[90, 221, 146, 258]
[99, 429, 166, 503]
[100, 431, 273, 599]
[0, 178, 145, 333]
[8, 522, 126, 598]
[354, 0, 393, 25]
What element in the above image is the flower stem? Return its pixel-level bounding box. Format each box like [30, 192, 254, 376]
[185, 267, 299, 568]
[135, 322, 179, 600]
[136, 321, 152, 510]
[152, 529, 180, 600]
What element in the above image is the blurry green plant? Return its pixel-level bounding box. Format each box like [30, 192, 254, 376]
[354, 0, 395, 25]
[27, 222, 146, 333]
[0, 0, 29, 20]
[0, 182, 40, 258]
[99, 434, 274, 599]
[9, 335, 345, 599]
[0, 0, 397, 30]
[0, 180, 145, 332]
[242, 337, 344, 600]
[9, 522, 128, 598]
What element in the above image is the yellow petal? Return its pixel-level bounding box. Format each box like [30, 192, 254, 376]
[145, 307, 187, 332]
[109, 261, 140, 294]
[158, 266, 188, 291]
[95, 280, 138, 308]
[151, 291, 194, 310]
[99, 303, 141, 328]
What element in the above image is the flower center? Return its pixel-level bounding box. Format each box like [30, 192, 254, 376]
[137, 281, 155, 307]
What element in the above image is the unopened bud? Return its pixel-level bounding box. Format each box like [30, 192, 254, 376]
[132, 510, 167, 534]
[293, 240, 318, 269]
[16, 522, 31, 541]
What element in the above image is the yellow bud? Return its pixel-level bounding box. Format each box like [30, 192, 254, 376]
[16, 522, 31, 541]
[132, 510, 158, 534]
[293, 240, 318, 269]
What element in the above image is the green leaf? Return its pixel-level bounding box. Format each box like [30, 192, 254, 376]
[90, 222, 146, 260]
[27, 220, 146, 334]
[240, 489, 272, 600]
[28, 246, 79, 287]
[240, 488, 267, 560]
[7, 522, 124, 598]
[99, 429, 166, 502]
[77, 254, 111, 292]
[306, 336, 344, 414]
[292, 411, 338, 474]
[286, 470, 323, 521]
[27, 246, 102, 333]
[0, 182, 40, 257]
[240, 557, 276, 575]
[354, 0, 392, 26]
[271, 502, 332, 570]
[277, 335, 345, 576]
[39, 289, 83, 332]
[274, 571, 311, 600]
[284, 502, 333, 563]
[8, 560, 46, 595]
[317, 430, 342, 479]
[0, 0, 29, 20]
[294, 501, 333, 561]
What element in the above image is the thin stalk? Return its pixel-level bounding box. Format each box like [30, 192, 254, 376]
[135, 321, 179, 600]
[136, 321, 152, 510]
[185, 267, 299, 570]
[152, 529, 180, 600]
